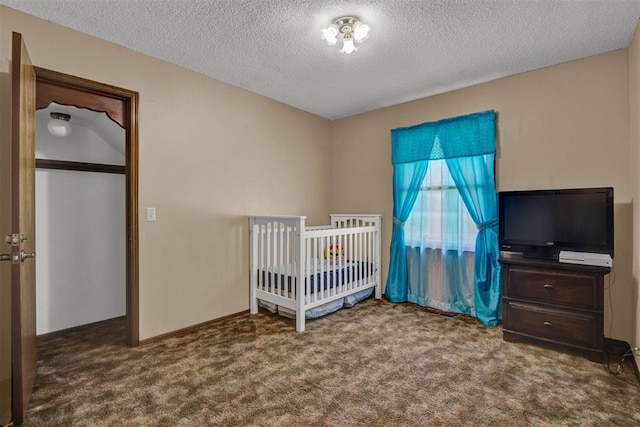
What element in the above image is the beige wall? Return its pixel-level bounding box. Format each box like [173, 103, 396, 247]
[0, 7, 333, 340]
[332, 50, 634, 342]
[629, 20, 640, 364]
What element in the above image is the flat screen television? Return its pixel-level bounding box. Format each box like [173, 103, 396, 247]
[498, 187, 614, 260]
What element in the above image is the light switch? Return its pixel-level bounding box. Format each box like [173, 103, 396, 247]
[146, 207, 156, 222]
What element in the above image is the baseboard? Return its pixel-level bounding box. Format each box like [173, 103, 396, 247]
[37, 316, 126, 341]
[139, 310, 249, 346]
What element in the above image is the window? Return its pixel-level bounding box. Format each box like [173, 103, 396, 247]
[404, 159, 477, 252]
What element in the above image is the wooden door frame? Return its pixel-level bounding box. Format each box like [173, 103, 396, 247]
[33, 67, 139, 346]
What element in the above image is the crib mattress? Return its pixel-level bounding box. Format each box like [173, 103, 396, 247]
[259, 258, 373, 295]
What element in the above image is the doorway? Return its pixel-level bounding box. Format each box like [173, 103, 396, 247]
[33, 67, 139, 346]
[35, 103, 126, 335]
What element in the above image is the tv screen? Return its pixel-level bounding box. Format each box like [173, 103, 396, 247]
[498, 187, 614, 259]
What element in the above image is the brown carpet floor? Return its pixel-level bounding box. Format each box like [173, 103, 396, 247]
[25, 299, 640, 426]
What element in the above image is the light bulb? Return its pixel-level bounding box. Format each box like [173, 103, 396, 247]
[321, 24, 338, 46]
[340, 37, 357, 54]
[353, 22, 370, 44]
[48, 112, 72, 137]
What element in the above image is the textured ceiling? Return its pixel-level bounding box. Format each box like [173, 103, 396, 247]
[3, 0, 640, 119]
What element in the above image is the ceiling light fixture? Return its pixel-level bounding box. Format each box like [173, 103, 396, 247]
[321, 16, 370, 54]
[48, 112, 72, 137]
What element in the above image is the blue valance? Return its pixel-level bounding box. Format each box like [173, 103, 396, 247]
[391, 110, 495, 164]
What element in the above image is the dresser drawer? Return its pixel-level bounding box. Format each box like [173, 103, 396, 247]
[504, 267, 598, 308]
[503, 301, 602, 349]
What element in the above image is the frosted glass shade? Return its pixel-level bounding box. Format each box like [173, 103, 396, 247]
[340, 37, 357, 54]
[353, 22, 370, 43]
[321, 24, 338, 46]
[48, 118, 72, 137]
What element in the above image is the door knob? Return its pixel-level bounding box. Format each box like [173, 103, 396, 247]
[1, 253, 20, 264]
[20, 251, 35, 262]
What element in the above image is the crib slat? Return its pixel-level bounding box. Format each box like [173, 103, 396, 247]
[296, 216, 307, 331]
[285, 226, 290, 272]
[271, 223, 278, 296]
[266, 224, 272, 293]
[277, 223, 282, 295]
[308, 239, 313, 303]
[348, 231, 353, 291]
[338, 233, 343, 294]
[361, 229, 366, 285]
[358, 231, 362, 285]
[325, 235, 330, 299]
[368, 230, 372, 283]
[324, 235, 329, 300]
[258, 224, 263, 292]
[280, 224, 284, 296]
[331, 234, 337, 297]
[250, 222, 258, 314]
[292, 223, 297, 301]
[356, 230, 360, 288]
[274, 223, 279, 295]
[339, 232, 345, 295]
[369, 229, 373, 279]
[369, 230, 373, 279]
[356, 231, 360, 287]
[313, 238, 318, 304]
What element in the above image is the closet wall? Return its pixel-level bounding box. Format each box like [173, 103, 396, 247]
[35, 109, 125, 334]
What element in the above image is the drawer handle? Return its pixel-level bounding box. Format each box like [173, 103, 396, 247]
[543, 284, 554, 290]
[543, 321, 553, 328]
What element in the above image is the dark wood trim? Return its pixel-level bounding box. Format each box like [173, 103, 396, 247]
[34, 67, 130, 128]
[35, 159, 125, 174]
[139, 310, 250, 346]
[126, 90, 140, 348]
[35, 67, 140, 347]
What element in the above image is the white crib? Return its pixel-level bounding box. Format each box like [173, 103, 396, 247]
[249, 214, 382, 332]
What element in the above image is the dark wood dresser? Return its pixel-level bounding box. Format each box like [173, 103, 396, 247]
[499, 254, 610, 362]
